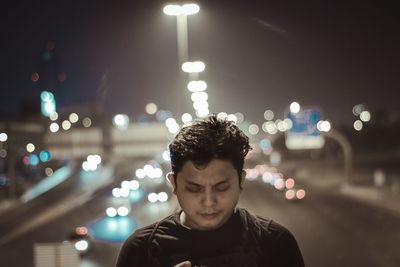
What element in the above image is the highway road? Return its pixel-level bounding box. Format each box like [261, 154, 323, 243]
[0, 162, 399, 267]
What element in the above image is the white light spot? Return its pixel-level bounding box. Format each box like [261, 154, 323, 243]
[75, 240, 89, 251]
[26, 143, 35, 153]
[354, 120, 363, 131]
[0, 133, 8, 142]
[146, 103, 158, 115]
[162, 150, 171, 161]
[227, 114, 238, 123]
[136, 168, 146, 179]
[106, 207, 117, 217]
[69, 113, 79, 123]
[113, 114, 129, 130]
[217, 112, 228, 120]
[235, 112, 244, 123]
[157, 192, 169, 202]
[120, 187, 130, 197]
[318, 120, 332, 132]
[181, 113, 192, 124]
[130, 180, 140, 190]
[187, 80, 207, 92]
[148, 192, 158, 203]
[289, 102, 301, 114]
[191, 92, 208, 102]
[49, 122, 59, 133]
[62, 120, 71, 130]
[82, 117, 92, 128]
[117, 206, 129, 216]
[49, 112, 58, 121]
[360, 111, 371, 122]
[248, 124, 259, 135]
[264, 110, 274, 121]
[112, 188, 121, 198]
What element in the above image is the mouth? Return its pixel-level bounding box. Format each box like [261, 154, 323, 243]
[199, 212, 220, 220]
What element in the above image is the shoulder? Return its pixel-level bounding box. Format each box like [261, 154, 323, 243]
[238, 208, 305, 266]
[238, 207, 295, 239]
[116, 214, 176, 267]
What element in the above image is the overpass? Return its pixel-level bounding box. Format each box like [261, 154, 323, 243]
[44, 122, 172, 161]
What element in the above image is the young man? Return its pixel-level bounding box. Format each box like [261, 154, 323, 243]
[116, 114, 305, 267]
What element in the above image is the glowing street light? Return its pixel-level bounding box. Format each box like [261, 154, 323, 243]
[163, 3, 200, 64]
[182, 61, 205, 73]
[187, 80, 207, 92]
[289, 102, 301, 114]
[163, 3, 200, 16]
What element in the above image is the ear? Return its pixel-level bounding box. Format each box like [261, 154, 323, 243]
[239, 170, 246, 190]
[167, 172, 177, 194]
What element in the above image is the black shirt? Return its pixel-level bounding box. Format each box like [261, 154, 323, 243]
[116, 207, 305, 267]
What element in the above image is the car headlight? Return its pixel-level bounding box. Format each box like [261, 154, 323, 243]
[74, 240, 89, 251]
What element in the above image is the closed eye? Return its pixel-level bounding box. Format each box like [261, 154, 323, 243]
[186, 185, 202, 193]
[215, 184, 230, 192]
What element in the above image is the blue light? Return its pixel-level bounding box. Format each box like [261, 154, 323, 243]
[40, 91, 50, 101]
[128, 189, 145, 203]
[41, 91, 56, 117]
[259, 139, 271, 150]
[39, 150, 51, 162]
[29, 154, 39, 166]
[89, 216, 137, 243]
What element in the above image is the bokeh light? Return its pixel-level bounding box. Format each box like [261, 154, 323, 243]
[31, 72, 39, 82]
[264, 110, 274, 121]
[285, 178, 295, 189]
[29, 154, 39, 166]
[181, 113, 192, 124]
[354, 120, 363, 131]
[49, 112, 58, 121]
[187, 81, 207, 92]
[235, 112, 244, 123]
[145, 103, 158, 115]
[0, 133, 8, 142]
[69, 113, 79, 123]
[82, 117, 92, 128]
[289, 102, 301, 114]
[26, 143, 35, 153]
[352, 104, 365, 116]
[249, 124, 259, 135]
[45, 167, 53, 176]
[285, 189, 296, 200]
[360, 111, 371, 122]
[62, 120, 71, 130]
[296, 189, 306, 199]
[113, 114, 129, 130]
[39, 150, 51, 162]
[49, 122, 59, 133]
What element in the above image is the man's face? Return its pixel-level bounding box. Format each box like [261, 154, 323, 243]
[168, 159, 245, 231]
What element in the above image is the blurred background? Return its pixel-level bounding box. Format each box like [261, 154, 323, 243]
[0, 0, 399, 266]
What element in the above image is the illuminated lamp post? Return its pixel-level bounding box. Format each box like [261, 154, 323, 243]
[163, 3, 200, 115]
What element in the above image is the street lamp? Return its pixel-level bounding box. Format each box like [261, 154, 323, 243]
[163, 2, 200, 116]
[163, 4, 200, 16]
[163, 3, 200, 64]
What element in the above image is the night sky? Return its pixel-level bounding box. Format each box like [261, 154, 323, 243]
[1, 0, 399, 125]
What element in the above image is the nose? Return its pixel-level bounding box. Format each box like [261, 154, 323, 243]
[201, 190, 217, 207]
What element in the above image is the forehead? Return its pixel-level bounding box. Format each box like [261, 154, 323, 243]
[177, 159, 238, 182]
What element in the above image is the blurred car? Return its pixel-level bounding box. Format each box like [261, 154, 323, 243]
[67, 226, 94, 255]
[285, 187, 306, 201]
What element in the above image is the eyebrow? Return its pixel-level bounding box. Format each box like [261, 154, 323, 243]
[186, 178, 231, 187]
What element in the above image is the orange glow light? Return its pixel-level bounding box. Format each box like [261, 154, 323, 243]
[75, 226, 88, 236]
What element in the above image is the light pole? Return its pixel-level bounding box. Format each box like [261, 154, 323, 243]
[163, 3, 200, 65]
[163, 3, 200, 115]
[182, 61, 209, 117]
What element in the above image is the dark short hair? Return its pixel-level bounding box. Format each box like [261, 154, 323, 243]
[168, 114, 252, 179]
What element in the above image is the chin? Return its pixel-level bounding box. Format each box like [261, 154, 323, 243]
[196, 215, 226, 230]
